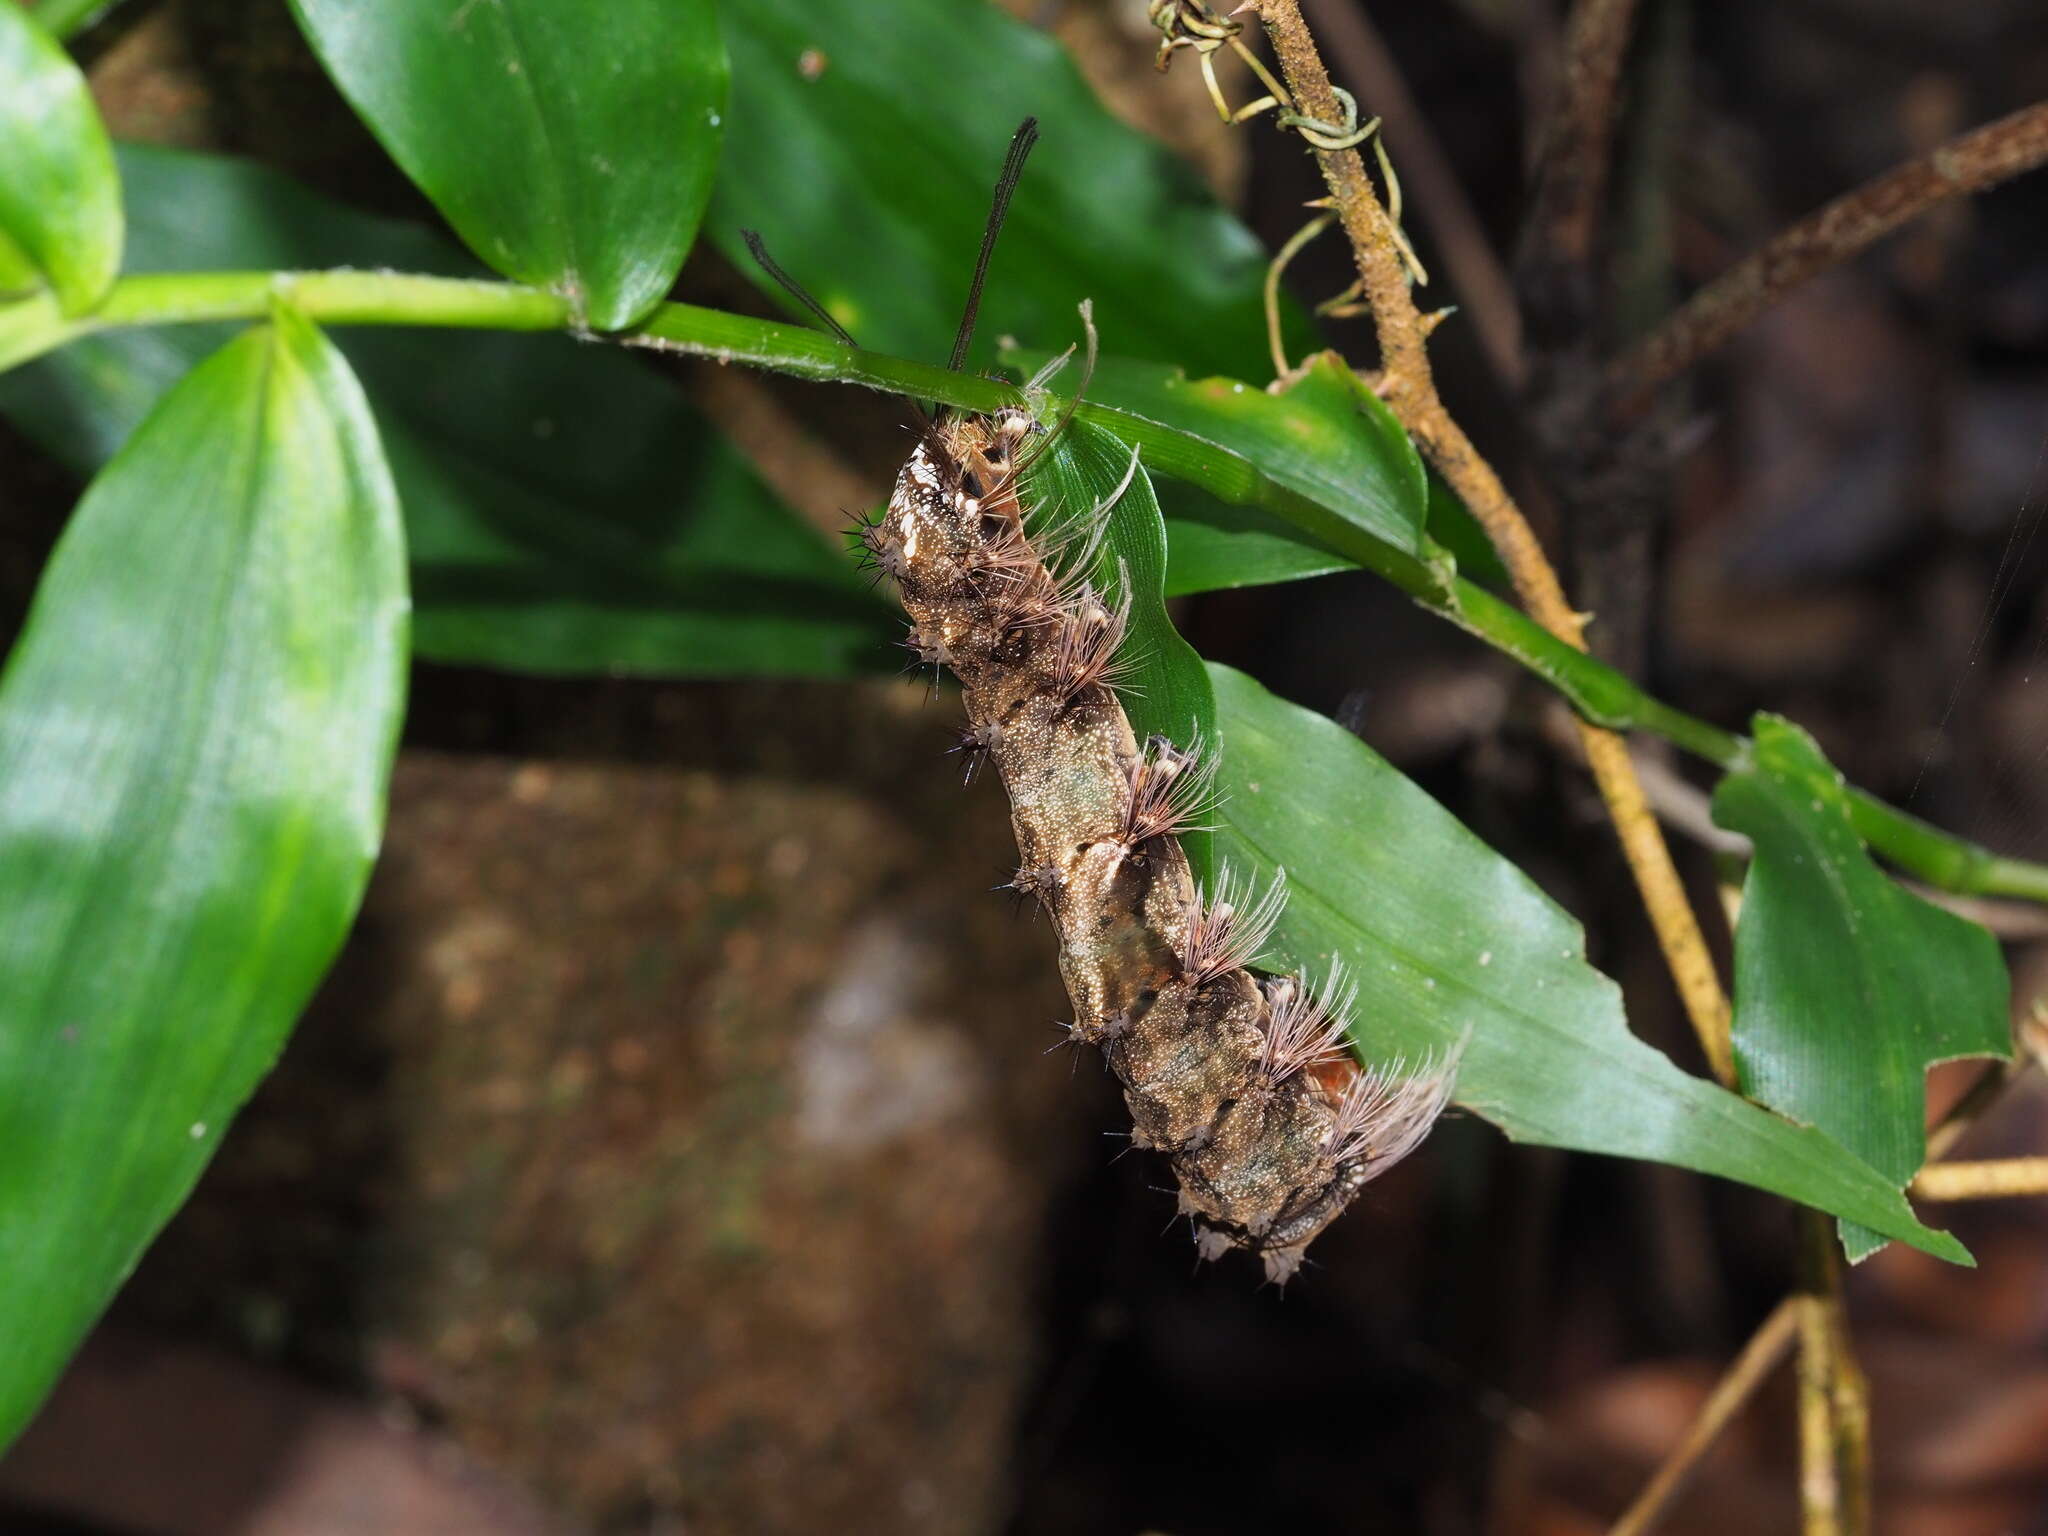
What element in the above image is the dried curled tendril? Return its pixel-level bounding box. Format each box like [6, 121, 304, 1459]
[875, 403, 1464, 1282]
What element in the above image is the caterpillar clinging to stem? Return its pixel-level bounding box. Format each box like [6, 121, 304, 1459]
[757, 117, 1462, 1282]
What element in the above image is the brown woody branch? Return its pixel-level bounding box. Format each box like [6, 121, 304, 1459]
[1612, 100, 2048, 412]
[1516, 0, 1642, 343]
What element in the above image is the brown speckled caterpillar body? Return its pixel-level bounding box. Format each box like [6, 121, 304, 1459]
[869, 407, 1456, 1282]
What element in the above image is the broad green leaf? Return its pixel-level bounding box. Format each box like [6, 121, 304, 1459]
[1049, 352, 1429, 559]
[1206, 665, 1970, 1263]
[1022, 415, 1217, 871]
[1155, 477, 1358, 597]
[0, 310, 408, 1448]
[713, 0, 1309, 377]
[0, 0, 121, 315]
[1713, 714, 2011, 1259]
[1002, 348, 1431, 596]
[0, 145, 891, 677]
[289, 0, 727, 330]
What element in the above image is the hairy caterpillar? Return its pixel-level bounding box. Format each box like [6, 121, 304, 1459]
[746, 113, 1462, 1280]
[862, 406, 1462, 1282]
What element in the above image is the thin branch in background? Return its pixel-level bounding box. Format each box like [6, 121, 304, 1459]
[1794, 1291, 1842, 1536]
[1795, 1213, 1871, 1535]
[1249, 0, 1736, 1087]
[1611, 100, 2048, 412]
[1514, 0, 1641, 349]
[1919, 1014, 2047, 1175]
[1607, 1299, 1799, 1536]
[1297, 0, 1525, 389]
[686, 364, 877, 547]
[1914, 1157, 2048, 1200]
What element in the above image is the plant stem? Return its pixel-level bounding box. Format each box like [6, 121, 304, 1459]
[1250, 0, 1737, 1084]
[9, 268, 2048, 907]
[1796, 1212, 1871, 1535]
[1608, 1298, 1799, 1536]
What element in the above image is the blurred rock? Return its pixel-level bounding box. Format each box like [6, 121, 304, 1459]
[52, 682, 1086, 1536]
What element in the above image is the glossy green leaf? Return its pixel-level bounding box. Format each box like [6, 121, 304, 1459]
[713, 0, 1309, 377]
[1001, 347, 1430, 596]
[0, 290, 72, 375]
[1022, 415, 1217, 871]
[1205, 665, 1970, 1263]
[288, 0, 727, 330]
[1062, 352, 1428, 557]
[0, 0, 121, 315]
[0, 310, 408, 1449]
[0, 145, 891, 677]
[1713, 714, 2011, 1259]
[1154, 478, 1357, 597]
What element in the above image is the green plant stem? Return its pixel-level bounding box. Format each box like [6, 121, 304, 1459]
[9, 266, 2044, 903]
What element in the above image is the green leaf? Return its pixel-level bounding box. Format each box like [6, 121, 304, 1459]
[1059, 352, 1428, 558]
[1205, 665, 1971, 1264]
[1021, 415, 1217, 871]
[1155, 477, 1358, 597]
[288, 0, 727, 330]
[0, 144, 891, 678]
[1425, 468, 1510, 590]
[0, 309, 408, 1449]
[1713, 714, 2011, 1259]
[0, 290, 71, 375]
[0, 0, 122, 315]
[1001, 348, 1431, 597]
[713, 0, 1309, 377]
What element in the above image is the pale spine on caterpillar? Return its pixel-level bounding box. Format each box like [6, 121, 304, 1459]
[870, 406, 1463, 1282]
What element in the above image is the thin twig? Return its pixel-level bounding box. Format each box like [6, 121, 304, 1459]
[1612, 100, 2048, 411]
[1916, 1013, 2046, 1176]
[1795, 1212, 1870, 1535]
[1794, 1295, 1841, 1535]
[1297, 0, 1524, 388]
[1250, 0, 1735, 1086]
[686, 363, 876, 545]
[1608, 1299, 1799, 1536]
[1515, 0, 1642, 352]
[1914, 1156, 2048, 1200]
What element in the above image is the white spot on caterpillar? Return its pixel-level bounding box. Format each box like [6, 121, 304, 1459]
[189, 1122, 207, 1140]
[1479, 950, 1492, 966]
